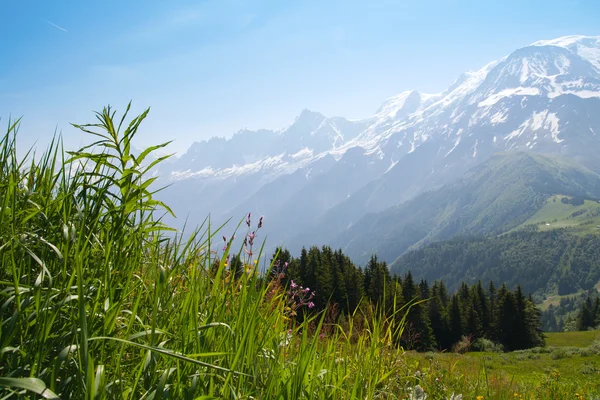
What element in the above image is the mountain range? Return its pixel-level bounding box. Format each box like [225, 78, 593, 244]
[156, 35, 600, 264]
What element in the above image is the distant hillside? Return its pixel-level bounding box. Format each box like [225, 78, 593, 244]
[332, 152, 600, 265]
[512, 194, 600, 235]
[389, 230, 600, 300]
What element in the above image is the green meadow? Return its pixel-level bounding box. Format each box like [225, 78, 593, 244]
[516, 194, 600, 235]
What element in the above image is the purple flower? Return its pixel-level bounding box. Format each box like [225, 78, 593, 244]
[246, 213, 251, 227]
[290, 280, 297, 289]
[283, 261, 289, 269]
[258, 216, 263, 229]
[304, 287, 310, 293]
[308, 302, 315, 309]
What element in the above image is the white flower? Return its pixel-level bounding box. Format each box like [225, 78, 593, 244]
[407, 385, 427, 400]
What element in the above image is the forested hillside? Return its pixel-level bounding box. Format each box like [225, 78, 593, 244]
[273, 246, 545, 351]
[389, 230, 600, 299]
[333, 152, 600, 265]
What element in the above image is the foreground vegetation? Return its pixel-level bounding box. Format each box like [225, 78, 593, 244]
[403, 334, 600, 399]
[1, 106, 599, 399]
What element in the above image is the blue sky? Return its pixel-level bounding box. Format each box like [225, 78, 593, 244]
[1, 0, 599, 154]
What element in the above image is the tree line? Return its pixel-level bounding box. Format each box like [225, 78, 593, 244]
[576, 294, 600, 331]
[268, 245, 545, 351]
[390, 230, 600, 300]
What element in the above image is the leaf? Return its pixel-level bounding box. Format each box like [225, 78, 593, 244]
[133, 141, 172, 167]
[88, 337, 251, 377]
[0, 377, 60, 399]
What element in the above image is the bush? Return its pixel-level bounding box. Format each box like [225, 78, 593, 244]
[451, 335, 472, 354]
[471, 338, 504, 353]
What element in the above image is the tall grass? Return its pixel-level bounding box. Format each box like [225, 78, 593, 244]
[0, 106, 406, 399]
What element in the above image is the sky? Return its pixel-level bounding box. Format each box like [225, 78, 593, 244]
[1, 0, 600, 154]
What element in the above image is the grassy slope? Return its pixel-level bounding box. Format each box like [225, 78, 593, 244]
[404, 331, 600, 398]
[359, 152, 600, 267]
[545, 330, 600, 347]
[515, 194, 600, 235]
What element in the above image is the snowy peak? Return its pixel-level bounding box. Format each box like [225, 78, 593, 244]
[473, 41, 600, 107]
[285, 109, 327, 132]
[165, 35, 600, 187]
[276, 109, 361, 153]
[376, 90, 442, 120]
[532, 35, 600, 69]
[376, 90, 421, 119]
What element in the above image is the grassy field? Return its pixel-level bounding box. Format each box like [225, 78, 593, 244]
[405, 350, 600, 398]
[2, 107, 600, 399]
[545, 330, 600, 347]
[401, 331, 600, 398]
[516, 194, 600, 235]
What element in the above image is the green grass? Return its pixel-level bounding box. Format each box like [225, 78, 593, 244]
[2, 105, 600, 399]
[545, 331, 600, 348]
[515, 194, 600, 235]
[404, 349, 600, 398]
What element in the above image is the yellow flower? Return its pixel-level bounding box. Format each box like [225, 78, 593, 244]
[476, 396, 484, 400]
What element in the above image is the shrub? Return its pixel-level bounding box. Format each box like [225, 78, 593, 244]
[471, 338, 504, 353]
[451, 335, 472, 354]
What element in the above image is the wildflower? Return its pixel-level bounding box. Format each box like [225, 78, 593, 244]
[258, 216, 263, 228]
[246, 212, 251, 227]
[407, 385, 426, 400]
[476, 396, 484, 400]
[308, 301, 315, 309]
[290, 280, 297, 289]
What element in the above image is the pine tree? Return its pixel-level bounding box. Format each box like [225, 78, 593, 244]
[299, 247, 309, 285]
[449, 295, 464, 346]
[524, 295, 545, 348]
[488, 281, 497, 338]
[475, 281, 491, 336]
[399, 272, 436, 350]
[577, 296, 595, 331]
[438, 280, 449, 306]
[313, 246, 333, 310]
[428, 283, 450, 349]
[593, 296, 600, 327]
[494, 286, 519, 350]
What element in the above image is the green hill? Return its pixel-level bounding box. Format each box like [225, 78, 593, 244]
[513, 194, 600, 235]
[335, 152, 600, 266]
[389, 230, 600, 299]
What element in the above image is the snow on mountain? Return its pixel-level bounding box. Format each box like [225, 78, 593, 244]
[166, 35, 600, 185]
[159, 35, 600, 245]
[532, 35, 600, 69]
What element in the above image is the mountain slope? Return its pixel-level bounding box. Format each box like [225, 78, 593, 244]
[155, 35, 600, 256]
[388, 230, 600, 300]
[331, 152, 600, 265]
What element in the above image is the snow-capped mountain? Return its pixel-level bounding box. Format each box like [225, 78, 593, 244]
[158, 35, 600, 255]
